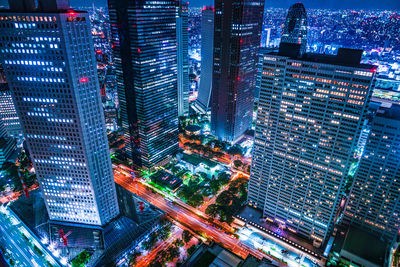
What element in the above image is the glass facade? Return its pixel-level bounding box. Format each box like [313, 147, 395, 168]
[248, 51, 377, 245]
[196, 7, 214, 113]
[0, 119, 16, 167]
[211, 0, 264, 143]
[177, 0, 189, 117]
[344, 105, 400, 243]
[0, 9, 119, 226]
[281, 3, 308, 55]
[108, 0, 179, 168]
[0, 68, 22, 138]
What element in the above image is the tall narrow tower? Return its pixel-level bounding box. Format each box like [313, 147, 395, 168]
[0, 0, 120, 226]
[196, 6, 214, 113]
[0, 66, 22, 138]
[281, 3, 308, 55]
[108, 0, 179, 168]
[177, 0, 189, 117]
[211, 0, 264, 143]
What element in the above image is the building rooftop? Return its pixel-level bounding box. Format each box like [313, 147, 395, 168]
[185, 124, 202, 133]
[151, 170, 183, 190]
[0, 0, 85, 13]
[182, 153, 218, 168]
[341, 226, 388, 266]
[375, 104, 400, 120]
[271, 43, 376, 70]
[9, 188, 164, 266]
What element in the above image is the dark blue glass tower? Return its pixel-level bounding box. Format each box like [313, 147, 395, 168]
[177, 0, 189, 117]
[281, 3, 308, 55]
[108, 0, 179, 168]
[196, 6, 214, 113]
[211, 0, 264, 143]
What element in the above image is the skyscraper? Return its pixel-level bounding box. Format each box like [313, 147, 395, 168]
[108, 0, 179, 168]
[196, 6, 214, 113]
[177, 0, 189, 117]
[0, 0, 119, 226]
[261, 27, 271, 48]
[343, 104, 400, 243]
[0, 67, 22, 138]
[211, 0, 264, 143]
[0, 119, 16, 167]
[281, 3, 308, 55]
[248, 46, 377, 246]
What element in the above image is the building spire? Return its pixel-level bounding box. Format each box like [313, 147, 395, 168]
[281, 2, 308, 56]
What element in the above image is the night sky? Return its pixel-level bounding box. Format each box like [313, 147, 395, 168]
[1, 0, 399, 10]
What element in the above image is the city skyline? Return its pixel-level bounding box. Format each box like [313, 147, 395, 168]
[68, 0, 400, 9]
[2, 0, 399, 10]
[0, 0, 399, 266]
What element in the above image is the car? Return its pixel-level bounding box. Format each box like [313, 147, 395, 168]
[281, 249, 289, 255]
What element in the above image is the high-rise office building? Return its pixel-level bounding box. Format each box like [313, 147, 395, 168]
[248, 46, 377, 246]
[0, 119, 16, 167]
[108, 0, 179, 168]
[261, 27, 271, 48]
[0, 67, 21, 138]
[281, 3, 308, 55]
[211, 0, 264, 143]
[196, 6, 214, 113]
[343, 104, 400, 243]
[0, 0, 119, 226]
[177, 0, 189, 117]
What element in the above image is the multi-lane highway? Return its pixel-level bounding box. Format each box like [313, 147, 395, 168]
[114, 165, 324, 267]
[135, 226, 182, 267]
[114, 173, 271, 262]
[0, 211, 53, 267]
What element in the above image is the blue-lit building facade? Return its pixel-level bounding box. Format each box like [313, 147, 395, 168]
[0, 67, 22, 138]
[0, 0, 119, 226]
[177, 0, 189, 117]
[196, 6, 214, 113]
[344, 104, 400, 244]
[108, 0, 179, 168]
[248, 47, 377, 246]
[0, 119, 16, 167]
[211, 0, 264, 143]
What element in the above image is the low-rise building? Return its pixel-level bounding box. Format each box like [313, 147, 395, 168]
[179, 153, 225, 178]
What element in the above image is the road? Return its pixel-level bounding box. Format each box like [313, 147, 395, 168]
[136, 227, 182, 267]
[0, 211, 49, 267]
[114, 174, 271, 262]
[0, 184, 38, 204]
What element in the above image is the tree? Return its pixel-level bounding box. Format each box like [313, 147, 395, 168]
[142, 231, 158, 250]
[216, 191, 233, 206]
[166, 245, 180, 262]
[187, 244, 197, 256]
[173, 238, 184, 247]
[246, 164, 251, 173]
[159, 223, 172, 241]
[182, 230, 192, 244]
[209, 179, 221, 195]
[217, 172, 230, 185]
[228, 145, 243, 157]
[205, 204, 219, 218]
[225, 215, 234, 225]
[128, 251, 141, 266]
[71, 250, 91, 267]
[187, 192, 203, 207]
[233, 159, 243, 168]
